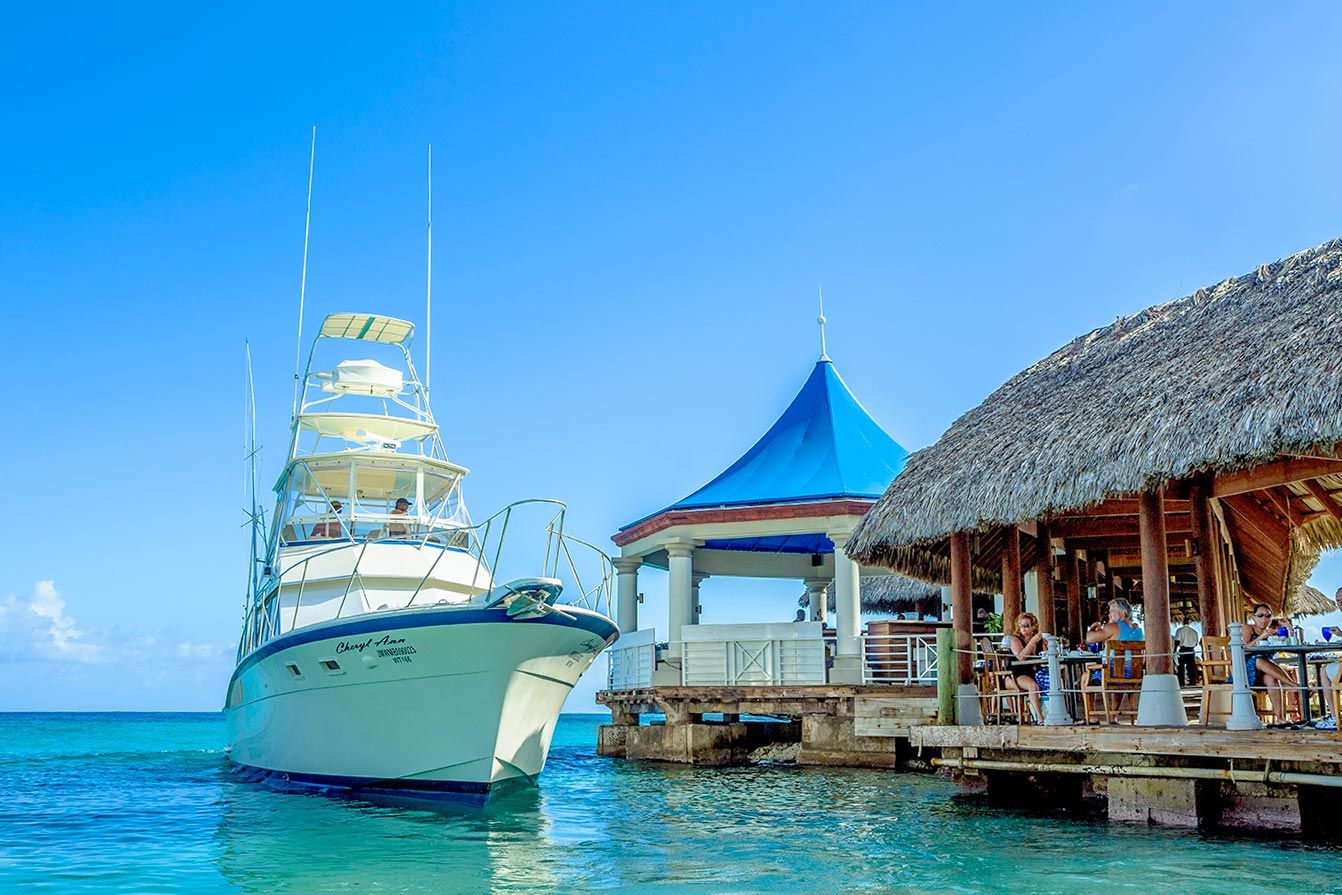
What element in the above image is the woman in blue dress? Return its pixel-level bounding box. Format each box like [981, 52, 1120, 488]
[1241, 603, 1299, 722]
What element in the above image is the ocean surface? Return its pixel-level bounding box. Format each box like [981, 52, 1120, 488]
[2, 712, 1340, 894]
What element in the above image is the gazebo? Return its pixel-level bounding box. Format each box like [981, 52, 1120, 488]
[611, 339, 911, 684]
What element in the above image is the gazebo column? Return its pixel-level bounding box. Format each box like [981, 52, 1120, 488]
[1002, 528, 1023, 634]
[1190, 477, 1221, 636]
[805, 578, 830, 623]
[829, 531, 864, 684]
[951, 531, 982, 724]
[613, 556, 642, 635]
[691, 573, 708, 625]
[1136, 489, 1186, 726]
[666, 543, 695, 644]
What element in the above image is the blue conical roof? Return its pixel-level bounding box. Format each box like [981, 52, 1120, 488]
[668, 359, 908, 511]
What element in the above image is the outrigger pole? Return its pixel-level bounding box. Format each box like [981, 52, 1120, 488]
[291, 125, 317, 420]
[425, 143, 433, 399]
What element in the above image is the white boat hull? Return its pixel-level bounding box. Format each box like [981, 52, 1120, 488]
[224, 605, 617, 799]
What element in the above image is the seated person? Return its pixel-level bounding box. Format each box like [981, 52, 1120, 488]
[309, 500, 344, 539]
[1084, 599, 1144, 721]
[387, 497, 412, 538]
[1319, 587, 1342, 718]
[1002, 612, 1046, 723]
[1086, 597, 1143, 647]
[1241, 602, 1299, 722]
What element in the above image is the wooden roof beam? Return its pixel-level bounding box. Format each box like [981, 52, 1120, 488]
[1212, 457, 1342, 499]
[1302, 478, 1342, 522]
[1051, 513, 1192, 539]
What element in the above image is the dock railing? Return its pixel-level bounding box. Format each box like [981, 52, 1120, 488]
[601, 624, 943, 689]
[682, 623, 827, 686]
[607, 629, 656, 689]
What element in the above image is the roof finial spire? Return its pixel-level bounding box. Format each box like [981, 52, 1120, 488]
[817, 286, 830, 361]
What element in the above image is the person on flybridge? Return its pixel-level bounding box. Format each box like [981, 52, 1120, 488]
[311, 501, 344, 539]
[389, 497, 412, 538]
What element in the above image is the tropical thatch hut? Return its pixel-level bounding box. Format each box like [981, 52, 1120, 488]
[847, 238, 1342, 724]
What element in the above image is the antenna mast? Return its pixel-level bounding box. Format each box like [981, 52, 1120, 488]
[244, 341, 262, 603]
[817, 286, 829, 361]
[425, 143, 433, 399]
[291, 125, 317, 419]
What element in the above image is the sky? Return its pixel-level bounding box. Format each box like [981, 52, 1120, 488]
[5, 3, 1342, 711]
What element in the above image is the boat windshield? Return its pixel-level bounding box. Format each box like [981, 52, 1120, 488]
[275, 455, 471, 548]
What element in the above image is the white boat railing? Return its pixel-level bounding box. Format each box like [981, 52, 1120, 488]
[238, 498, 615, 662]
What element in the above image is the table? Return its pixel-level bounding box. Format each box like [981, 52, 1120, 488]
[1014, 652, 1102, 721]
[1243, 642, 1342, 723]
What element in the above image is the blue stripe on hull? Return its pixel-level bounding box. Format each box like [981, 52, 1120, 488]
[230, 605, 617, 688]
[228, 759, 529, 804]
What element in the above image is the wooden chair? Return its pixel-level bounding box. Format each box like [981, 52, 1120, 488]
[989, 649, 1028, 724]
[1081, 640, 1145, 724]
[1198, 635, 1233, 727]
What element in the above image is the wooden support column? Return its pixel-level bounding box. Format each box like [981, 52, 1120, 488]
[1002, 527, 1023, 634]
[1189, 478, 1222, 637]
[1139, 490, 1173, 676]
[1064, 545, 1083, 644]
[1034, 522, 1056, 634]
[951, 531, 974, 686]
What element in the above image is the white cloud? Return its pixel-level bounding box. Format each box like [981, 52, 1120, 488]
[176, 641, 225, 659]
[0, 579, 102, 663]
[0, 580, 230, 668]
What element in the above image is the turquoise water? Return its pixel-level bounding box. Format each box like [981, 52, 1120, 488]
[2, 713, 1339, 894]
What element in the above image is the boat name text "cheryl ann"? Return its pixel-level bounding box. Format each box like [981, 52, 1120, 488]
[335, 635, 410, 655]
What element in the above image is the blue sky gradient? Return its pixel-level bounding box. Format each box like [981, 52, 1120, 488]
[5, 3, 1342, 710]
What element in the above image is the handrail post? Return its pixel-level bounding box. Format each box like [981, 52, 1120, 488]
[291, 562, 309, 633]
[1227, 622, 1263, 730]
[1043, 633, 1074, 726]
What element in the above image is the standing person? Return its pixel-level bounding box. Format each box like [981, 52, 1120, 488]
[1241, 603, 1299, 723]
[1173, 613, 1200, 686]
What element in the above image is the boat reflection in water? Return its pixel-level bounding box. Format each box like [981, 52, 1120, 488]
[214, 764, 559, 895]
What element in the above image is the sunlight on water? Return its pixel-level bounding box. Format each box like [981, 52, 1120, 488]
[0, 713, 1337, 894]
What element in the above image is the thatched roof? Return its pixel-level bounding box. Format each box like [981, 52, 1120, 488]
[850, 238, 1342, 591]
[859, 574, 942, 614]
[1287, 584, 1336, 618]
[795, 574, 944, 615]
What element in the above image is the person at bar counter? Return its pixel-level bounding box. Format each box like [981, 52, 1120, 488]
[1240, 603, 1300, 722]
[1002, 611, 1046, 723]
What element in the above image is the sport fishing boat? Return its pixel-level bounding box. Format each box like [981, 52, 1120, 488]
[226, 312, 618, 800]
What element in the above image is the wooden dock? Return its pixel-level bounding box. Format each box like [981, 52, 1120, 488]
[912, 724, 1342, 833]
[597, 685, 938, 767]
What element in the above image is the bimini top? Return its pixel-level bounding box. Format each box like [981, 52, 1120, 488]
[652, 359, 908, 517]
[319, 313, 414, 344]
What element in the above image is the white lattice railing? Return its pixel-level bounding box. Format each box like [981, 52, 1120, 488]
[682, 634, 827, 686]
[606, 628, 656, 690]
[605, 626, 941, 689]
